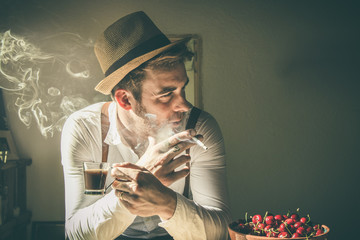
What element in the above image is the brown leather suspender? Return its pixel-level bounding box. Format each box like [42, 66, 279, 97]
[101, 102, 111, 163]
[183, 107, 202, 198]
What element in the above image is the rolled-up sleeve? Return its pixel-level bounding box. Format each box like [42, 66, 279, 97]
[61, 109, 136, 240]
[160, 111, 232, 240]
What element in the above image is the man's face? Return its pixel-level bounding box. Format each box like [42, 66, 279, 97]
[134, 63, 191, 130]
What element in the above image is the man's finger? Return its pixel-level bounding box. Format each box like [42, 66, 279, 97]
[158, 129, 196, 152]
[111, 165, 134, 181]
[167, 155, 191, 170]
[114, 162, 150, 182]
[112, 179, 133, 193]
[167, 168, 190, 183]
[115, 190, 140, 205]
[160, 140, 196, 164]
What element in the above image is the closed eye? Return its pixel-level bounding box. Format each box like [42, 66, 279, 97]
[156, 78, 188, 102]
[157, 92, 174, 103]
[160, 92, 173, 98]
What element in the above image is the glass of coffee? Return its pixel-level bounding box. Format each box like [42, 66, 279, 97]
[83, 162, 110, 195]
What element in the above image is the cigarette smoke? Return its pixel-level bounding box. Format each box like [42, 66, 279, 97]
[0, 30, 107, 137]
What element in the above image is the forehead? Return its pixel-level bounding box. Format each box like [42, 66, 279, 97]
[142, 63, 188, 89]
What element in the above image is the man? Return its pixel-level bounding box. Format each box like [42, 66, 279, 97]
[61, 11, 231, 240]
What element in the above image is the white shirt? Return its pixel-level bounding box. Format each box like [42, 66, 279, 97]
[61, 102, 231, 240]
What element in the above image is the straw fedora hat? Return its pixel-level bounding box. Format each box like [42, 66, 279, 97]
[94, 11, 189, 95]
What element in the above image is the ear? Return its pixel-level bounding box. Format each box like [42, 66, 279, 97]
[114, 89, 132, 110]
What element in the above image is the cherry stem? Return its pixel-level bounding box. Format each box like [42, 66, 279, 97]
[263, 211, 268, 224]
[284, 222, 292, 235]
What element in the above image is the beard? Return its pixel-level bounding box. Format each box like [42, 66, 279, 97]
[132, 101, 189, 142]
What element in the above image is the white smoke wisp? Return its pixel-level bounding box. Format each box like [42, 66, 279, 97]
[149, 111, 190, 143]
[65, 60, 90, 78]
[0, 31, 53, 91]
[152, 110, 208, 150]
[0, 30, 102, 137]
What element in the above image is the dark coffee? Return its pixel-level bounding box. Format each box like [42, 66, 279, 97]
[84, 169, 108, 191]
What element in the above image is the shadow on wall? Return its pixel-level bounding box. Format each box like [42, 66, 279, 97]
[31, 221, 65, 240]
[277, 28, 360, 240]
[280, 36, 360, 95]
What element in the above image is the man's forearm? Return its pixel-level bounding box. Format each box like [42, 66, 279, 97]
[159, 193, 231, 240]
[66, 191, 136, 240]
[157, 188, 177, 220]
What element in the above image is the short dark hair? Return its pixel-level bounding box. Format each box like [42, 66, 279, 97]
[111, 42, 193, 101]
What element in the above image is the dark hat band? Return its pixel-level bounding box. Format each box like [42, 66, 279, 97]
[105, 34, 171, 77]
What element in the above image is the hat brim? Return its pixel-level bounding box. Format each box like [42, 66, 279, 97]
[95, 37, 190, 95]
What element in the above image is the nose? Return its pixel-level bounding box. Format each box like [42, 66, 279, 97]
[173, 93, 191, 112]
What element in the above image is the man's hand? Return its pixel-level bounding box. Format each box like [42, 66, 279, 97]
[111, 163, 177, 220]
[136, 129, 203, 186]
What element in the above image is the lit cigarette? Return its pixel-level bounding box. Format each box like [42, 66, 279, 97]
[192, 137, 208, 151]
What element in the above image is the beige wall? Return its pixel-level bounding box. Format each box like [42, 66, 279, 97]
[1, 1, 359, 239]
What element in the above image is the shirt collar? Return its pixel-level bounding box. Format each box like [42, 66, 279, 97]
[104, 101, 122, 145]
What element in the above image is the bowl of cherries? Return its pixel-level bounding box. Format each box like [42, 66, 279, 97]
[228, 209, 329, 239]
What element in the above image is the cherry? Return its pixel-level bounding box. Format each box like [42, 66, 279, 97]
[316, 229, 324, 236]
[278, 232, 291, 238]
[290, 213, 299, 221]
[266, 231, 278, 237]
[296, 227, 306, 236]
[264, 225, 272, 232]
[237, 223, 251, 234]
[234, 209, 326, 238]
[279, 223, 287, 232]
[291, 233, 302, 238]
[306, 226, 313, 234]
[257, 223, 266, 230]
[252, 214, 263, 224]
[313, 224, 321, 230]
[294, 221, 303, 228]
[275, 215, 283, 221]
[285, 218, 296, 225]
[265, 215, 275, 225]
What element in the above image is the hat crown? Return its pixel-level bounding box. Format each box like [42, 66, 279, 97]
[94, 11, 187, 95]
[94, 11, 169, 74]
